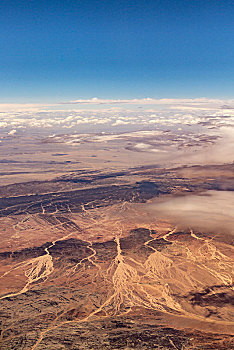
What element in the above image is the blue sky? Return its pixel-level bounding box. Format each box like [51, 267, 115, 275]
[0, 0, 234, 102]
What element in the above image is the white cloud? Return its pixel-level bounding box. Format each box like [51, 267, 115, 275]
[0, 98, 233, 137]
[112, 119, 131, 126]
[8, 129, 17, 135]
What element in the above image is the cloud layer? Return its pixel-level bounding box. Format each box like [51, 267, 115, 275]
[1, 98, 234, 132]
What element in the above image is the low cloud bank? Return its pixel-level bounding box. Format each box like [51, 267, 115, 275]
[146, 191, 234, 235]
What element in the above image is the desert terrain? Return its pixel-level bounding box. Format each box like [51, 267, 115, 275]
[1, 0, 234, 347]
[0, 120, 233, 349]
